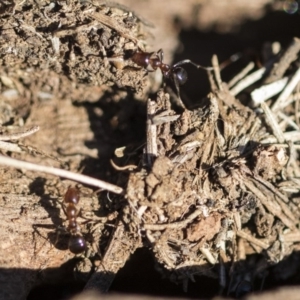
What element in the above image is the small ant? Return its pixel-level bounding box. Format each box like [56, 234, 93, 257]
[108, 48, 207, 106]
[63, 186, 87, 254]
[130, 49, 205, 104]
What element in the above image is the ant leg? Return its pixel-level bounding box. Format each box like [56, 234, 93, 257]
[61, 202, 68, 217]
[32, 224, 54, 256]
[78, 208, 93, 223]
[157, 49, 164, 62]
[171, 72, 187, 109]
[53, 226, 67, 249]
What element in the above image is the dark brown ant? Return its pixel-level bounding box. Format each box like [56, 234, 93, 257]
[109, 48, 240, 106]
[130, 49, 204, 103]
[63, 186, 87, 254]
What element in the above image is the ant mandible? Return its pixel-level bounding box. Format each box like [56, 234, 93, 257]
[63, 186, 87, 254]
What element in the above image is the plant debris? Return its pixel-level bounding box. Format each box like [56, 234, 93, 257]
[91, 40, 300, 295]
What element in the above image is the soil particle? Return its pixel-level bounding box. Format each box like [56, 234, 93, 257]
[186, 212, 222, 243]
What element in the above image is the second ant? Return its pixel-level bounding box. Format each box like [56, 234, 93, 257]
[63, 186, 87, 254]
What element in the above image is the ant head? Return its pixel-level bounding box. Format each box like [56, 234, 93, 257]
[68, 235, 86, 254]
[173, 67, 188, 85]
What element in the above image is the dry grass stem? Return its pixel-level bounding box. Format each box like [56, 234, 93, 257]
[260, 102, 285, 143]
[236, 230, 269, 250]
[272, 67, 300, 111]
[0, 155, 123, 193]
[264, 37, 300, 84]
[0, 125, 39, 141]
[230, 67, 266, 96]
[251, 77, 288, 106]
[228, 62, 255, 88]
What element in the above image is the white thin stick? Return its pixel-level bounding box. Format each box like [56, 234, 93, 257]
[236, 230, 269, 250]
[261, 142, 300, 150]
[200, 245, 216, 265]
[0, 141, 22, 152]
[272, 67, 300, 112]
[251, 77, 288, 106]
[278, 111, 300, 131]
[261, 131, 300, 143]
[280, 231, 300, 243]
[0, 125, 40, 141]
[277, 92, 300, 110]
[146, 99, 157, 165]
[261, 102, 285, 143]
[0, 154, 123, 194]
[230, 67, 266, 96]
[228, 62, 255, 88]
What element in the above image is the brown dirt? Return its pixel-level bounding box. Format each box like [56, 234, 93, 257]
[1, 1, 300, 300]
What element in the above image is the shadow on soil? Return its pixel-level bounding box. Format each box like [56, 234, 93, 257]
[73, 89, 146, 187]
[7, 248, 299, 299]
[173, 9, 300, 107]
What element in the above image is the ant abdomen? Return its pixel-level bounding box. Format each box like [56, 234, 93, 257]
[173, 68, 188, 85]
[68, 235, 87, 254]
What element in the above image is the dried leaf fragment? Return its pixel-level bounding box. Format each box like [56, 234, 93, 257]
[186, 213, 222, 243]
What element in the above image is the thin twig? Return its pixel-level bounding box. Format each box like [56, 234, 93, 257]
[0, 125, 40, 141]
[253, 174, 290, 204]
[264, 37, 300, 84]
[212, 55, 222, 91]
[90, 11, 139, 44]
[236, 230, 269, 250]
[242, 179, 296, 230]
[251, 77, 288, 106]
[200, 245, 216, 264]
[110, 159, 137, 171]
[143, 208, 202, 230]
[274, 195, 297, 223]
[261, 131, 300, 144]
[0, 141, 22, 152]
[228, 62, 255, 88]
[0, 155, 123, 194]
[278, 111, 299, 131]
[146, 99, 158, 167]
[230, 68, 266, 96]
[272, 67, 300, 112]
[260, 102, 285, 143]
[280, 231, 300, 243]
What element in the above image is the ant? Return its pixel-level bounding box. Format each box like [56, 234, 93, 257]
[130, 49, 206, 105]
[109, 48, 240, 106]
[63, 186, 87, 254]
[108, 48, 207, 106]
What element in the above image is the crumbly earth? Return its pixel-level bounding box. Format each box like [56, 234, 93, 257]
[1, 1, 300, 300]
